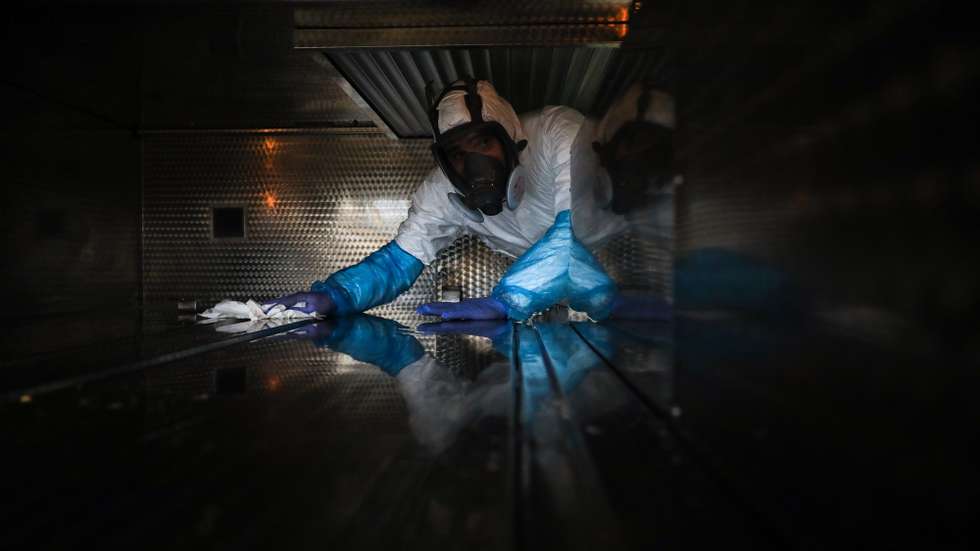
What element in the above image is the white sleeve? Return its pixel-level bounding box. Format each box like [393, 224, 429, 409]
[394, 168, 465, 265]
[542, 106, 585, 213]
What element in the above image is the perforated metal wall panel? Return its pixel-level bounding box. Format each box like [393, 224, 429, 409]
[142, 131, 517, 317]
[596, 225, 673, 300]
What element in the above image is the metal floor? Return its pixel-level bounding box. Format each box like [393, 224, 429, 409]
[2, 312, 973, 550]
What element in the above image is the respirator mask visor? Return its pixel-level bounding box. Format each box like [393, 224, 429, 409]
[433, 121, 520, 217]
[596, 121, 675, 214]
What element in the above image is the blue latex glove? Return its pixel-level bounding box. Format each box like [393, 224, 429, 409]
[263, 291, 336, 316]
[312, 240, 424, 316]
[608, 295, 673, 321]
[416, 297, 509, 321]
[309, 315, 425, 377]
[492, 210, 618, 321]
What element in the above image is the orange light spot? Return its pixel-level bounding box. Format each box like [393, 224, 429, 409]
[263, 192, 278, 209]
[266, 375, 282, 392]
[608, 23, 629, 39]
[263, 137, 278, 154]
[614, 5, 630, 38]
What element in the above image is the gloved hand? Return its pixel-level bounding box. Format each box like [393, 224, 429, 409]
[608, 295, 673, 321]
[263, 291, 335, 316]
[416, 297, 508, 321]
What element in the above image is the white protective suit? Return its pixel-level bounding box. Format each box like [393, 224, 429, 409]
[395, 81, 586, 263]
[313, 80, 618, 320]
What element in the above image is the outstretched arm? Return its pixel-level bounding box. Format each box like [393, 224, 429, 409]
[266, 240, 423, 317]
[311, 240, 424, 315]
[269, 169, 464, 317]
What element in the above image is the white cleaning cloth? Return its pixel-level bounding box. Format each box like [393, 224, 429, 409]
[199, 299, 318, 322]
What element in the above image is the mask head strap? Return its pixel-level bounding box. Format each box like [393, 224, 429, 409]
[428, 76, 483, 141]
[595, 81, 658, 166]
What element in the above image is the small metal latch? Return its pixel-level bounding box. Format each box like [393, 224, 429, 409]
[177, 300, 198, 321]
[440, 287, 462, 303]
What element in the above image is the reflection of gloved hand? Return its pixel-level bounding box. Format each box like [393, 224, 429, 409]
[263, 291, 335, 316]
[418, 319, 514, 362]
[308, 315, 424, 377]
[417, 319, 511, 340]
[283, 320, 337, 341]
[416, 297, 509, 321]
[608, 295, 672, 321]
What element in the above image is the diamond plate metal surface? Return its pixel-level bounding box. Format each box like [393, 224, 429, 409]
[432, 235, 514, 303]
[144, 133, 425, 311]
[142, 133, 520, 316]
[596, 225, 674, 300]
[142, 129, 669, 318]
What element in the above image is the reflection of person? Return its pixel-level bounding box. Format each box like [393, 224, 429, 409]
[267, 78, 617, 322]
[298, 317, 624, 453]
[419, 321, 621, 418]
[567, 82, 680, 321]
[294, 316, 511, 455]
[592, 82, 679, 216]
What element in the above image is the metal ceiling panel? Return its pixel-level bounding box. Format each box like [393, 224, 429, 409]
[296, 25, 629, 49]
[295, 0, 632, 48]
[325, 47, 668, 138]
[294, 1, 633, 28]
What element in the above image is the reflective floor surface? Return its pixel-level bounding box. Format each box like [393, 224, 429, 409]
[3, 312, 975, 550]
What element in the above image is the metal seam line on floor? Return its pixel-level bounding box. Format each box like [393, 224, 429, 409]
[509, 321, 528, 551]
[533, 324, 626, 545]
[568, 323, 792, 547]
[513, 323, 625, 547]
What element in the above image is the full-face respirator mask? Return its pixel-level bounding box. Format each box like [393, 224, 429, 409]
[428, 79, 527, 223]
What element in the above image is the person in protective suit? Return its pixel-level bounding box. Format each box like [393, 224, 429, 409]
[267, 78, 619, 322]
[563, 82, 680, 321]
